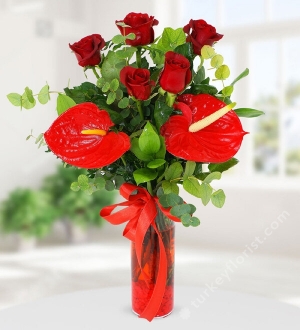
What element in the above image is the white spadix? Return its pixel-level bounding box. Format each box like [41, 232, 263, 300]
[188, 102, 236, 133]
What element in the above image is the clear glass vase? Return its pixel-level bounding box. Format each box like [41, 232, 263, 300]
[131, 207, 175, 318]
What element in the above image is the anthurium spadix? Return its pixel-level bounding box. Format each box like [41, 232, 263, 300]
[160, 94, 247, 163]
[44, 102, 130, 168]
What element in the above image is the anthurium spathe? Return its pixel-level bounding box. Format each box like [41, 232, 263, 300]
[160, 94, 247, 163]
[44, 102, 130, 169]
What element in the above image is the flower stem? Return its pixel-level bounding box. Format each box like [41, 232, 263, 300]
[166, 92, 176, 107]
[92, 67, 100, 79]
[120, 156, 126, 166]
[147, 181, 153, 196]
[197, 55, 204, 71]
[136, 100, 144, 121]
[136, 47, 142, 68]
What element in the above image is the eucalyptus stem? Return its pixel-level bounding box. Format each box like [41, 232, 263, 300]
[92, 67, 100, 79]
[136, 100, 144, 121]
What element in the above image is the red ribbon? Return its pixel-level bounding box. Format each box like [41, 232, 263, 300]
[100, 183, 179, 322]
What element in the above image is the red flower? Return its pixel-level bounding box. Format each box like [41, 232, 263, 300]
[120, 66, 154, 100]
[116, 12, 158, 46]
[160, 94, 247, 163]
[159, 51, 192, 94]
[183, 19, 223, 55]
[69, 34, 105, 67]
[44, 103, 130, 169]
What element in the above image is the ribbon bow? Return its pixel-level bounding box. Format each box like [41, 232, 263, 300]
[100, 183, 179, 321]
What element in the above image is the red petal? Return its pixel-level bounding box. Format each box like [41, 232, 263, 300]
[44, 102, 130, 168]
[161, 94, 247, 163]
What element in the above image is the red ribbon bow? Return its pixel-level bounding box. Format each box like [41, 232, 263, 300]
[100, 183, 179, 321]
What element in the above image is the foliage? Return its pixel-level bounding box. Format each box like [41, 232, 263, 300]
[0, 188, 56, 238]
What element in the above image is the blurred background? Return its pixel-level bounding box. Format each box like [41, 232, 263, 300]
[0, 0, 299, 313]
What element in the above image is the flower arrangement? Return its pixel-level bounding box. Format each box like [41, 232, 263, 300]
[7, 12, 263, 321]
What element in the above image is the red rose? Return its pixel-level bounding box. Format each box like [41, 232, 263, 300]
[69, 34, 105, 67]
[183, 19, 223, 55]
[159, 51, 192, 94]
[120, 66, 154, 100]
[116, 12, 158, 46]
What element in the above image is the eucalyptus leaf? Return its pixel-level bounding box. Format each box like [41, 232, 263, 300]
[38, 84, 50, 104]
[215, 65, 230, 80]
[211, 189, 226, 208]
[165, 162, 183, 181]
[7, 93, 22, 107]
[199, 183, 212, 205]
[183, 176, 201, 198]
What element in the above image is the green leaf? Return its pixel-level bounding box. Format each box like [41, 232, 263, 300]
[21, 91, 36, 109]
[38, 84, 50, 104]
[208, 158, 239, 173]
[194, 66, 205, 84]
[139, 122, 161, 155]
[114, 175, 125, 189]
[192, 84, 218, 95]
[199, 183, 212, 205]
[161, 27, 186, 51]
[147, 159, 166, 169]
[77, 174, 89, 190]
[215, 65, 230, 80]
[102, 82, 110, 93]
[118, 97, 129, 109]
[70, 182, 80, 192]
[174, 42, 194, 62]
[105, 180, 115, 191]
[126, 33, 136, 40]
[231, 68, 249, 86]
[222, 85, 234, 97]
[181, 214, 191, 227]
[201, 45, 216, 59]
[110, 78, 119, 92]
[130, 138, 153, 161]
[234, 108, 264, 118]
[190, 217, 200, 227]
[162, 181, 179, 195]
[25, 87, 35, 103]
[112, 34, 126, 44]
[116, 47, 137, 59]
[165, 162, 183, 181]
[101, 51, 126, 82]
[211, 189, 226, 208]
[170, 204, 193, 217]
[183, 161, 196, 180]
[183, 176, 201, 198]
[133, 168, 157, 185]
[94, 176, 106, 189]
[154, 100, 173, 129]
[115, 89, 123, 100]
[106, 91, 116, 105]
[155, 136, 166, 159]
[56, 94, 76, 115]
[203, 172, 221, 184]
[35, 133, 44, 144]
[211, 54, 224, 68]
[7, 93, 22, 106]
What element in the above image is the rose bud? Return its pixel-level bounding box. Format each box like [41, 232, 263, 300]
[116, 12, 158, 46]
[183, 19, 223, 55]
[159, 51, 192, 94]
[69, 34, 105, 67]
[120, 66, 155, 100]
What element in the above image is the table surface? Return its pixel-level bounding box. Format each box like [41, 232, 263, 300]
[0, 286, 299, 329]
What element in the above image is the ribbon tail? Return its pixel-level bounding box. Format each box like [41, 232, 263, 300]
[139, 221, 168, 322]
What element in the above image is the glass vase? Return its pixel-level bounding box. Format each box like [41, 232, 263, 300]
[131, 207, 175, 318]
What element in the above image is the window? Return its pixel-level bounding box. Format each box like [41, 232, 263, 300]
[178, 0, 300, 184]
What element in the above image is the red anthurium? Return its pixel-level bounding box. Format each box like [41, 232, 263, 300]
[44, 102, 130, 169]
[160, 94, 247, 163]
